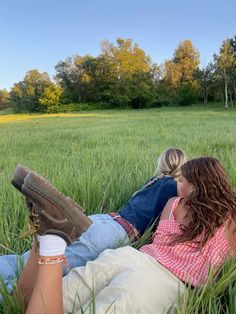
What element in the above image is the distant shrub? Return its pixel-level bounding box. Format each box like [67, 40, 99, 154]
[176, 82, 200, 106]
[43, 102, 105, 113]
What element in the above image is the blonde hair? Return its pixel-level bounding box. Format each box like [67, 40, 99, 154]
[155, 148, 187, 179]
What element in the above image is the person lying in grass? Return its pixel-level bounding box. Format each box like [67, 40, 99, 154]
[15, 157, 236, 313]
[0, 148, 186, 295]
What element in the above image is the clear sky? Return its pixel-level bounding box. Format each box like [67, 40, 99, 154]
[1, 0, 235, 90]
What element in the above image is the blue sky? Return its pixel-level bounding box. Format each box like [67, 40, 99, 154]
[1, 0, 235, 90]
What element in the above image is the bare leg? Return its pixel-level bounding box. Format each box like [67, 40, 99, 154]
[26, 262, 63, 314]
[16, 242, 64, 314]
[16, 243, 39, 308]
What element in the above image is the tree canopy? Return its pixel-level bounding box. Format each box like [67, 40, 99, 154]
[3, 35, 236, 113]
[10, 69, 63, 112]
[0, 89, 10, 110]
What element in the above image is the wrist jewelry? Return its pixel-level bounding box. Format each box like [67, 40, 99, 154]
[38, 256, 69, 272]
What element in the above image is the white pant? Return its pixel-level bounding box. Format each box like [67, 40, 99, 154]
[63, 246, 185, 314]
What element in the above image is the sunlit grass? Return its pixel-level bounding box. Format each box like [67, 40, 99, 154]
[0, 112, 109, 124]
[0, 106, 236, 313]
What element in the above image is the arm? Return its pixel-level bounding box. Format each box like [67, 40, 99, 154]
[222, 218, 236, 252]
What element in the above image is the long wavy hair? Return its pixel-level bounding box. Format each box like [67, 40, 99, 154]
[175, 157, 236, 248]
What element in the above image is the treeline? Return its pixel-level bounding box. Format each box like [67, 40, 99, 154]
[0, 36, 236, 113]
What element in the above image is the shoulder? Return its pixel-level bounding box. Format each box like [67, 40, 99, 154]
[158, 176, 177, 195]
[165, 197, 179, 210]
[159, 176, 176, 187]
[222, 218, 236, 252]
[160, 197, 178, 220]
[143, 176, 177, 195]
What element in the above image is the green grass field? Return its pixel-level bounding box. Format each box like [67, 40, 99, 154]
[0, 105, 236, 313]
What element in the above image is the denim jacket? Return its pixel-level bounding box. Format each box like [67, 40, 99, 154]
[118, 176, 177, 235]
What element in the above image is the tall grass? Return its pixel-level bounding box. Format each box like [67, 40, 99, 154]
[0, 105, 236, 313]
[176, 253, 236, 313]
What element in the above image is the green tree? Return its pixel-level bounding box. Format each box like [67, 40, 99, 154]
[55, 38, 154, 108]
[159, 40, 200, 106]
[215, 39, 236, 109]
[100, 38, 154, 108]
[10, 70, 53, 112]
[194, 63, 214, 104]
[229, 35, 236, 102]
[55, 55, 96, 103]
[39, 85, 63, 113]
[109, 38, 151, 75]
[0, 89, 10, 109]
[173, 40, 200, 82]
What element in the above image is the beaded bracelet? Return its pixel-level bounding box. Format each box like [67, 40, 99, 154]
[38, 256, 69, 272]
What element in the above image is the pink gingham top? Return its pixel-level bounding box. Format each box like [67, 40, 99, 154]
[140, 197, 230, 287]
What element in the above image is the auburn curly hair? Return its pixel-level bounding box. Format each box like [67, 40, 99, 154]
[175, 157, 236, 248]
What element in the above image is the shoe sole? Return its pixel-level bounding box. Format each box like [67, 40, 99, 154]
[22, 172, 92, 238]
[12, 165, 31, 192]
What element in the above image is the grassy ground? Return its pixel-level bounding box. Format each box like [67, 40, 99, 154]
[0, 105, 236, 313]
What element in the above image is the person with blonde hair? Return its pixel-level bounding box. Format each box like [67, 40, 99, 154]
[1, 148, 187, 295]
[155, 148, 185, 178]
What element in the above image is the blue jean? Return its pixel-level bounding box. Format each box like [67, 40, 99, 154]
[0, 214, 129, 296]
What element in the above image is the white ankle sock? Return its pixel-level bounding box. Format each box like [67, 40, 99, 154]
[38, 234, 67, 256]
